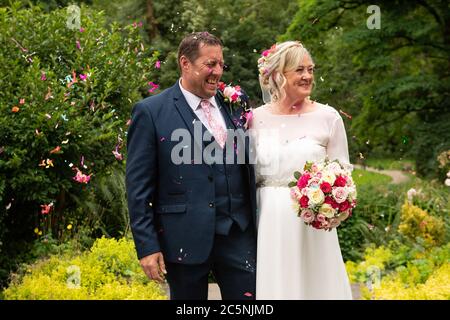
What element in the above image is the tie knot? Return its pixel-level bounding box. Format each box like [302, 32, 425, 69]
[200, 99, 211, 110]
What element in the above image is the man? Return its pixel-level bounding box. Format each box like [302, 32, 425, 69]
[126, 32, 257, 300]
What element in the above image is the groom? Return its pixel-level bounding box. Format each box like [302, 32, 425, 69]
[126, 32, 257, 300]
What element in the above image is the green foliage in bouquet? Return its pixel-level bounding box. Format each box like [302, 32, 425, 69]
[3, 236, 167, 300]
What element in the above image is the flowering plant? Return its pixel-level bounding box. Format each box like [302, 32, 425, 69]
[288, 158, 357, 230]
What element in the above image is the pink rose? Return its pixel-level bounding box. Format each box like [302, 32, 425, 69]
[320, 182, 332, 193]
[339, 200, 350, 212]
[324, 196, 339, 209]
[300, 195, 309, 208]
[223, 86, 236, 98]
[297, 173, 310, 189]
[332, 187, 349, 204]
[300, 209, 315, 223]
[334, 175, 347, 187]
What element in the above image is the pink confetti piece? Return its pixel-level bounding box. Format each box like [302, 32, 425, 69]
[148, 81, 159, 93]
[160, 137, 166, 142]
[79, 27, 85, 32]
[339, 109, 352, 119]
[79, 74, 87, 81]
[19, 98, 25, 105]
[76, 40, 81, 50]
[155, 60, 161, 69]
[40, 73, 47, 81]
[244, 292, 253, 297]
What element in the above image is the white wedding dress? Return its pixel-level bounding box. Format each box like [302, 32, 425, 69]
[251, 103, 353, 300]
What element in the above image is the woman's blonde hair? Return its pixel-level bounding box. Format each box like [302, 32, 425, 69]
[258, 41, 314, 103]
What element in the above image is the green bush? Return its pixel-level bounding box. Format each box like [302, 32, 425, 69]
[0, 2, 158, 288]
[3, 236, 167, 300]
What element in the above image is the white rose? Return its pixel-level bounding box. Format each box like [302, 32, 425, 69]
[321, 171, 336, 185]
[319, 203, 337, 219]
[326, 162, 343, 175]
[307, 188, 325, 206]
[332, 187, 349, 204]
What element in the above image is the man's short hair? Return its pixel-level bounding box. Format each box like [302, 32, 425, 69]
[177, 32, 223, 70]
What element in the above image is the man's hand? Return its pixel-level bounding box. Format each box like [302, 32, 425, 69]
[140, 252, 167, 282]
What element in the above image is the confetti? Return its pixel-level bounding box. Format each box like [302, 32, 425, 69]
[160, 137, 166, 142]
[39, 159, 54, 168]
[359, 153, 365, 159]
[11, 106, 19, 113]
[40, 73, 47, 81]
[339, 109, 352, 119]
[148, 81, 159, 93]
[6, 203, 11, 210]
[45, 87, 53, 100]
[76, 40, 81, 50]
[62, 139, 69, 144]
[155, 60, 161, 69]
[244, 292, 253, 297]
[50, 146, 61, 154]
[19, 98, 25, 105]
[79, 27, 85, 32]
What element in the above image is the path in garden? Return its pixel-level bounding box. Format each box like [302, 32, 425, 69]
[354, 164, 410, 184]
[164, 283, 362, 300]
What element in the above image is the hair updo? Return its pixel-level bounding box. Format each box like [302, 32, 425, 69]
[258, 41, 314, 103]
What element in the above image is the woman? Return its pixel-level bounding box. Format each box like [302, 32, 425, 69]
[251, 41, 353, 299]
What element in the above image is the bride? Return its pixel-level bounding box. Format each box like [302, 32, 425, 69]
[251, 41, 353, 299]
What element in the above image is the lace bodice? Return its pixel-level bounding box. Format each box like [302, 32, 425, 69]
[250, 103, 350, 187]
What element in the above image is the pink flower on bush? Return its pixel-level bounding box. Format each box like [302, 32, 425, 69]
[73, 168, 91, 184]
[40, 203, 53, 215]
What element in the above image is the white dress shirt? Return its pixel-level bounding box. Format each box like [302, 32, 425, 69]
[179, 79, 228, 133]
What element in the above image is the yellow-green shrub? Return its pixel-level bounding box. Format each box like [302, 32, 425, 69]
[399, 201, 445, 247]
[346, 246, 392, 283]
[367, 263, 450, 300]
[3, 237, 167, 300]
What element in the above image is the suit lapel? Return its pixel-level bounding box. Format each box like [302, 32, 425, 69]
[172, 82, 207, 153]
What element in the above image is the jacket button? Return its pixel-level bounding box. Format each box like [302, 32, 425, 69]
[209, 203, 214, 208]
[208, 175, 213, 182]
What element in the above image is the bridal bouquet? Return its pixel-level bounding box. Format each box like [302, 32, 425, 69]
[288, 158, 357, 230]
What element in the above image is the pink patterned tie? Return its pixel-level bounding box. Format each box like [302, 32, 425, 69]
[200, 99, 227, 148]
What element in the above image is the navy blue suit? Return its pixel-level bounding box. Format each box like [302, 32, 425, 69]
[126, 81, 257, 299]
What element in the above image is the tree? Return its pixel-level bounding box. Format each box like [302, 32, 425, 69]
[283, 0, 450, 175]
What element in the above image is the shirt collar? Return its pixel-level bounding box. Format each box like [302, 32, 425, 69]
[179, 78, 218, 110]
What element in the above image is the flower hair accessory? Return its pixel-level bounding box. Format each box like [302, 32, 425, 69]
[257, 44, 277, 77]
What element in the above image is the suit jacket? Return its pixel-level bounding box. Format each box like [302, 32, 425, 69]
[126, 81, 257, 264]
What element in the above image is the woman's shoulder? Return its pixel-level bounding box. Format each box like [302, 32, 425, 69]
[314, 102, 342, 120]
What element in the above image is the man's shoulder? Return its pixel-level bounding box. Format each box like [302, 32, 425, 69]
[133, 83, 177, 112]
